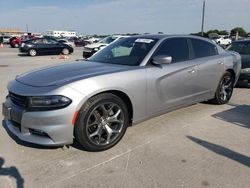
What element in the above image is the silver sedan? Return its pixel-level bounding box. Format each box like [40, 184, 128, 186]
[2, 35, 241, 151]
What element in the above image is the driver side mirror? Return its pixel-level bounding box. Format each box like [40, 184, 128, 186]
[152, 55, 172, 65]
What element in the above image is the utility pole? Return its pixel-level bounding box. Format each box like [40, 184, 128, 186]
[201, 0, 206, 36]
[26, 24, 29, 33]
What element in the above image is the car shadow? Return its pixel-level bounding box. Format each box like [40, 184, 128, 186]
[187, 136, 250, 167]
[211, 104, 250, 129]
[2, 120, 61, 150]
[0, 157, 24, 188]
[70, 140, 95, 152]
[17, 54, 28, 57]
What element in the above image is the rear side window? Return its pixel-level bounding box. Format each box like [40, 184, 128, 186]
[191, 38, 218, 58]
[154, 38, 189, 63]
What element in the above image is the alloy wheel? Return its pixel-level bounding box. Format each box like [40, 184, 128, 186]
[29, 49, 37, 56]
[86, 102, 124, 146]
[219, 74, 233, 102]
[62, 48, 69, 55]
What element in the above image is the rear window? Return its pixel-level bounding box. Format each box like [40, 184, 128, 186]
[191, 38, 218, 58]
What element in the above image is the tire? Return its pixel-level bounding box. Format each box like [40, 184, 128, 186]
[209, 71, 234, 105]
[74, 93, 129, 151]
[62, 48, 69, 55]
[29, 49, 37, 57]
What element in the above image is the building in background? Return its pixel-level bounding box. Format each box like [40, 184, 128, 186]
[0, 28, 23, 36]
[46, 30, 76, 38]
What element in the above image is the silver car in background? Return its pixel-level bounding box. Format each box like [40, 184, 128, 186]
[2, 35, 241, 151]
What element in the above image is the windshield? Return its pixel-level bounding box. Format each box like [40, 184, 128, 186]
[227, 42, 250, 55]
[88, 37, 158, 66]
[99, 36, 117, 44]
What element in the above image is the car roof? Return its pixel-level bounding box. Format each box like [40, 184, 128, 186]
[129, 34, 214, 43]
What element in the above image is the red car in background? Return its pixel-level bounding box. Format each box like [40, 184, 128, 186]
[10, 34, 36, 48]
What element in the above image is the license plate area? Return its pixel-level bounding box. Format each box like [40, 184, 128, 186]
[2, 103, 11, 120]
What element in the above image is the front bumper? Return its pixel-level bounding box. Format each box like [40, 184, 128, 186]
[19, 47, 29, 54]
[236, 73, 250, 87]
[2, 96, 75, 146]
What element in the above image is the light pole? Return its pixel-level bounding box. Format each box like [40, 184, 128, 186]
[26, 24, 29, 33]
[201, 0, 206, 36]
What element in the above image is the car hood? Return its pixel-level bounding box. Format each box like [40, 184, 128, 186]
[85, 43, 107, 49]
[16, 61, 136, 87]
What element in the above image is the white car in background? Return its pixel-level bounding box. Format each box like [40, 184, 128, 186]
[214, 36, 232, 45]
[83, 35, 128, 58]
[57, 39, 75, 47]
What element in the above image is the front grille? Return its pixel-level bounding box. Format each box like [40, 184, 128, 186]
[9, 92, 27, 108]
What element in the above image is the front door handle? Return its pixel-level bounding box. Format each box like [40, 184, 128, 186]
[218, 61, 224, 65]
[188, 69, 196, 74]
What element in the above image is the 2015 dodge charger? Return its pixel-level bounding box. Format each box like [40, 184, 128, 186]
[2, 35, 241, 151]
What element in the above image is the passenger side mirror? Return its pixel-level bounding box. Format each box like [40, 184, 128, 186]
[152, 55, 172, 65]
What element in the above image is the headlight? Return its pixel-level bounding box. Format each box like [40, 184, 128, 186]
[241, 68, 250, 73]
[28, 95, 72, 110]
[93, 47, 99, 51]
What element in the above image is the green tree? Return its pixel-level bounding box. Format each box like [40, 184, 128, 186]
[219, 30, 229, 35]
[230, 27, 247, 37]
[206, 29, 220, 35]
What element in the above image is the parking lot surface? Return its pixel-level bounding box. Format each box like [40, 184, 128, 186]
[0, 46, 249, 188]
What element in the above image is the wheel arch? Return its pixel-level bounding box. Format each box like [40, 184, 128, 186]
[97, 90, 134, 125]
[225, 69, 236, 83]
[75, 89, 134, 126]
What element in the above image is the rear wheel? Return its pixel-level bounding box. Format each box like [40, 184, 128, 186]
[210, 71, 234, 104]
[29, 49, 37, 57]
[62, 48, 69, 55]
[74, 93, 129, 151]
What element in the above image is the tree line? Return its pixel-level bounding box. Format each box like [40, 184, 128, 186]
[192, 27, 250, 38]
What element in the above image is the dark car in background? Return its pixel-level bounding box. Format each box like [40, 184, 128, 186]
[74, 39, 91, 47]
[227, 39, 250, 87]
[19, 38, 74, 56]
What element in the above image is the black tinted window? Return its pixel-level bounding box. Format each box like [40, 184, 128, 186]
[191, 38, 218, 58]
[228, 42, 250, 55]
[154, 38, 189, 63]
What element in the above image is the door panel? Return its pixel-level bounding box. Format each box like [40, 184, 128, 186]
[146, 60, 198, 115]
[194, 55, 225, 98]
[188, 38, 225, 98]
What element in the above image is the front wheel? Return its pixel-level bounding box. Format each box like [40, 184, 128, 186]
[62, 48, 69, 55]
[74, 93, 129, 151]
[209, 71, 234, 104]
[29, 49, 37, 57]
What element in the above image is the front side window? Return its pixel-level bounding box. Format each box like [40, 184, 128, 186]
[153, 38, 190, 63]
[89, 37, 158, 66]
[47, 39, 58, 44]
[31, 39, 43, 44]
[191, 38, 218, 58]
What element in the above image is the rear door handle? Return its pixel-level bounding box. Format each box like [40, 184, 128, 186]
[218, 61, 224, 65]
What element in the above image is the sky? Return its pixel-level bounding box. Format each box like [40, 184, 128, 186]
[0, 0, 250, 35]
